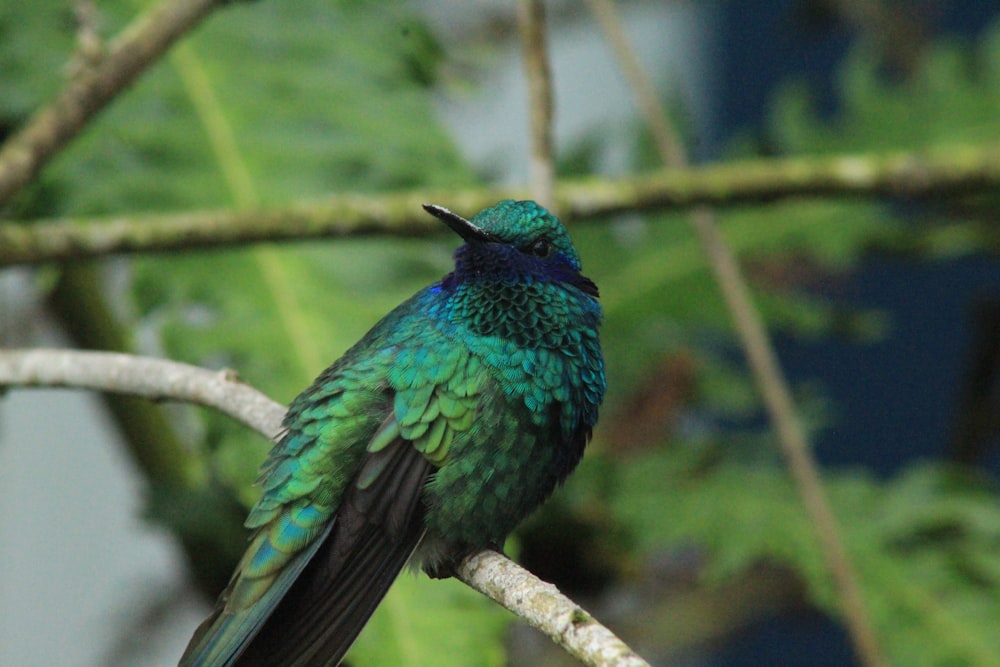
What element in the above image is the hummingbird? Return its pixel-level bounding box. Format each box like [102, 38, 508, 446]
[179, 200, 605, 666]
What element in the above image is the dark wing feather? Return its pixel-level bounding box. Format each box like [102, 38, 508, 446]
[234, 434, 433, 666]
[180, 521, 334, 667]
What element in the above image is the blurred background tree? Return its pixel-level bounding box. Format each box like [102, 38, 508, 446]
[2, 1, 1000, 666]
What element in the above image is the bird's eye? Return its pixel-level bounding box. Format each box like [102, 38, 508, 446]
[528, 237, 553, 258]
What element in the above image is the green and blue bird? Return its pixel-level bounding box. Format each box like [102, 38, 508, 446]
[179, 200, 605, 666]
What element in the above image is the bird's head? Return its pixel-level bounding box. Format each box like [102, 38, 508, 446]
[423, 200, 598, 298]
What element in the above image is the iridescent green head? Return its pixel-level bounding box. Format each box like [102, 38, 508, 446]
[423, 200, 596, 296]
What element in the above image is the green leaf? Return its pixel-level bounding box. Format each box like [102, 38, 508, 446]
[351, 576, 507, 667]
[607, 446, 1000, 666]
[0, 1, 77, 118]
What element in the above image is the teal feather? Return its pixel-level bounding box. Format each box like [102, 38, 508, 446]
[179, 200, 605, 666]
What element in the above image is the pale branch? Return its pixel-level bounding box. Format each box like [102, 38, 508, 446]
[2, 142, 1000, 267]
[517, 0, 557, 212]
[589, 2, 886, 666]
[0, 347, 649, 667]
[0, 349, 284, 438]
[0, 0, 230, 207]
[457, 550, 651, 667]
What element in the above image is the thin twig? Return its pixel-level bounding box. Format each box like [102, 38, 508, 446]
[517, 0, 557, 211]
[686, 208, 885, 667]
[584, 0, 684, 165]
[587, 1, 885, 665]
[69, 0, 105, 79]
[0, 0, 228, 207]
[0, 347, 649, 667]
[3, 142, 1000, 267]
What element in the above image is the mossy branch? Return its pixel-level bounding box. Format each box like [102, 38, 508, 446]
[3, 142, 1000, 266]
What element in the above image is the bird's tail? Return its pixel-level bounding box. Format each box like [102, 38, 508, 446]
[235, 516, 425, 666]
[180, 425, 433, 667]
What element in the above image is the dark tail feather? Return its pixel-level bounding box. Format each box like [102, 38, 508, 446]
[235, 517, 424, 666]
[236, 439, 432, 667]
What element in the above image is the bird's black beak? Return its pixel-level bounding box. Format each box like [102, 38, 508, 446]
[423, 204, 497, 243]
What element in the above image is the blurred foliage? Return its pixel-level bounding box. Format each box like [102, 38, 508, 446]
[5, 0, 1000, 666]
[549, 14, 1000, 667]
[3, 1, 501, 665]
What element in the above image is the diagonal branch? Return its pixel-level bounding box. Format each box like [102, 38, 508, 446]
[457, 550, 650, 667]
[0, 347, 650, 667]
[587, 1, 885, 665]
[0, 0, 230, 207]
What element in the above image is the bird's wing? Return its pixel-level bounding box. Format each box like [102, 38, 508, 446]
[178, 379, 433, 667]
[179, 350, 484, 667]
[243, 363, 488, 666]
[234, 427, 432, 666]
[178, 318, 492, 667]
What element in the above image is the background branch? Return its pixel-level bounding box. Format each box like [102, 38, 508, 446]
[0, 348, 650, 667]
[0, 0, 228, 207]
[3, 142, 1000, 266]
[45, 269, 196, 488]
[588, 1, 884, 665]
